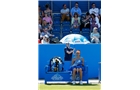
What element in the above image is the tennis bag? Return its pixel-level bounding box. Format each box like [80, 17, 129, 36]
[49, 56, 64, 72]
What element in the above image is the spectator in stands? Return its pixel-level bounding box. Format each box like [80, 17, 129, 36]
[90, 14, 100, 31]
[89, 3, 99, 17]
[44, 4, 52, 18]
[40, 27, 54, 43]
[80, 12, 90, 31]
[71, 12, 81, 29]
[70, 2, 82, 17]
[41, 35, 50, 44]
[38, 6, 44, 18]
[90, 27, 100, 43]
[43, 13, 53, 29]
[42, 20, 53, 31]
[39, 17, 43, 32]
[60, 4, 70, 23]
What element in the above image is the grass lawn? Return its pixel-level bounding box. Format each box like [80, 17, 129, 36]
[38, 83, 101, 90]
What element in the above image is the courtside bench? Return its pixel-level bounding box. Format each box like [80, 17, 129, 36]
[44, 63, 89, 84]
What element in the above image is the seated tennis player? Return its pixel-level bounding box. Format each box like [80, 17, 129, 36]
[71, 50, 84, 85]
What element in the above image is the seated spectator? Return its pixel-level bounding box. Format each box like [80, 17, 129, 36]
[42, 20, 53, 31]
[70, 2, 82, 17]
[39, 17, 43, 32]
[71, 12, 81, 29]
[41, 35, 50, 44]
[43, 13, 53, 29]
[38, 6, 44, 18]
[90, 27, 100, 44]
[44, 4, 52, 18]
[89, 3, 99, 17]
[80, 12, 91, 30]
[90, 14, 100, 31]
[60, 4, 70, 23]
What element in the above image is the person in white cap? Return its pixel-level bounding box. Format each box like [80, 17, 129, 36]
[90, 27, 100, 43]
[41, 35, 50, 44]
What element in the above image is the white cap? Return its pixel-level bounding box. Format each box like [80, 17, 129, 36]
[45, 35, 49, 38]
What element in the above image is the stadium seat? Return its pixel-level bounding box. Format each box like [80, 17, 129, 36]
[53, 18, 61, 21]
[84, 35, 90, 41]
[62, 28, 70, 33]
[53, 25, 60, 29]
[53, 14, 61, 18]
[52, 28, 61, 33]
[82, 28, 90, 33]
[62, 32, 70, 37]
[72, 28, 80, 33]
[63, 25, 71, 29]
[52, 32, 61, 39]
[53, 21, 61, 25]
[82, 32, 90, 41]
[62, 21, 71, 26]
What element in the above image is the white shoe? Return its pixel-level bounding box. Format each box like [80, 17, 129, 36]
[80, 81, 83, 85]
[72, 81, 76, 85]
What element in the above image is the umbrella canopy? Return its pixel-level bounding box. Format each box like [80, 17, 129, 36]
[60, 34, 90, 44]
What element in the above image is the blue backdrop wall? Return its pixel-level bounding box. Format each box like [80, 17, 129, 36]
[39, 44, 101, 79]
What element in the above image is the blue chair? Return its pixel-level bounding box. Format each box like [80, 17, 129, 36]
[82, 28, 90, 33]
[84, 35, 90, 41]
[62, 32, 70, 37]
[63, 25, 71, 29]
[62, 21, 71, 26]
[52, 28, 61, 33]
[53, 18, 61, 21]
[53, 21, 61, 25]
[53, 14, 61, 18]
[72, 28, 80, 33]
[82, 32, 90, 41]
[72, 32, 80, 34]
[52, 33, 61, 39]
[62, 28, 70, 33]
[53, 25, 60, 29]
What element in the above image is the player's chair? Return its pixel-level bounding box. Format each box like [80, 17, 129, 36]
[44, 57, 88, 84]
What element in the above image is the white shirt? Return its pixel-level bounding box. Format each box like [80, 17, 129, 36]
[89, 8, 99, 16]
[60, 8, 69, 16]
[90, 17, 100, 28]
[95, 17, 100, 28]
[41, 40, 49, 44]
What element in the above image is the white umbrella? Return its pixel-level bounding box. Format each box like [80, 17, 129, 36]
[60, 34, 90, 44]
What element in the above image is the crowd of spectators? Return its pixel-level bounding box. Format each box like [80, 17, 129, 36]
[38, 2, 101, 44]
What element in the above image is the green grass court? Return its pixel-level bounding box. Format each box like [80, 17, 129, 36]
[38, 84, 101, 90]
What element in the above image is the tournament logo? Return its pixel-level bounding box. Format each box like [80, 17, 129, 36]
[51, 74, 63, 80]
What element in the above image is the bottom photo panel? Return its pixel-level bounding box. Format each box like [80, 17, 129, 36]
[38, 43, 101, 90]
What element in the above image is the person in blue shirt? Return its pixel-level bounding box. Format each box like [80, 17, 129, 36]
[64, 43, 75, 61]
[70, 2, 82, 17]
